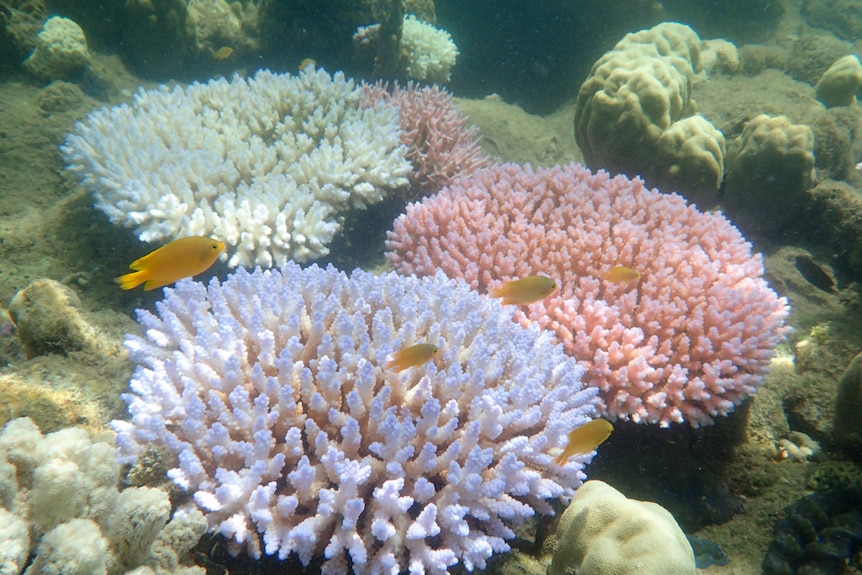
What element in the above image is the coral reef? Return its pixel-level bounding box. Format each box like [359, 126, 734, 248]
[1, 277, 134, 433]
[548, 480, 696, 575]
[0, 417, 206, 575]
[185, 0, 258, 57]
[776, 431, 821, 462]
[111, 263, 600, 574]
[805, 180, 862, 278]
[803, 0, 862, 42]
[0, 0, 47, 62]
[354, 14, 458, 84]
[61, 67, 411, 268]
[386, 163, 790, 426]
[653, 115, 726, 207]
[699, 38, 740, 76]
[9, 279, 101, 358]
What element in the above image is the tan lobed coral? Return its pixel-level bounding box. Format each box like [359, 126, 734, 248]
[815, 54, 862, 108]
[574, 22, 726, 206]
[654, 115, 726, 207]
[8, 279, 98, 358]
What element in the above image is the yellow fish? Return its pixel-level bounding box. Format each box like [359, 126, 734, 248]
[387, 343, 438, 372]
[213, 46, 234, 60]
[116, 236, 226, 291]
[489, 275, 557, 305]
[603, 266, 641, 283]
[555, 419, 614, 465]
[299, 57, 317, 70]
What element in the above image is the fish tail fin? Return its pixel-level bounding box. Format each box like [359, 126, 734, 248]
[490, 291, 514, 305]
[488, 286, 502, 298]
[115, 271, 147, 290]
[554, 453, 567, 466]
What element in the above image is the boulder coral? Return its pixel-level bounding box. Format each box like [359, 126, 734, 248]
[548, 480, 695, 575]
[23, 16, 89, 80]
[574, 22, 725, 206]
[387, 163, 790, 427]
[815, 54, 862, 108]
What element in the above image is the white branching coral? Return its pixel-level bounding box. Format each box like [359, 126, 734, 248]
[112, 263, 601, 575]
[400, 14, 459, 83]
[61, 68, 411, 267]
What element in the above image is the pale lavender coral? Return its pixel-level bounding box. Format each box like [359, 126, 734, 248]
[112, 263, 599, 575]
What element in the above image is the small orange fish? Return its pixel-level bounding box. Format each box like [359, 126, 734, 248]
[489, 275, 557, 305]
[213, 46, 234, 60]
[603, 266, 641, 283]
[555, 419, 614, 465]
[387, 343, 438, 372]
[116, 236, 226, 291]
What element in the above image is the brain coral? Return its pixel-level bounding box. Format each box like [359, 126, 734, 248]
[112, 263, 600, 574]
[386, 163, 790, 427]
[62, 67, 411, 268]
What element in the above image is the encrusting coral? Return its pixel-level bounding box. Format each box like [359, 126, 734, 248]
[61, 67, 411, 268]
[0, 417, 206, 575]
[386, 163, 791, 427]
[111, 262, 601, 575]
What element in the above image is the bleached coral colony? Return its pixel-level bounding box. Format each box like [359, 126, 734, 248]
[112, 263, 600, 575]
[62, 68, 411, 268]
[0, 417, 207, 575]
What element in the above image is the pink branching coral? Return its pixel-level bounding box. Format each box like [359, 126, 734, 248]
[362, 82, 491, 200]
[386, 163, 791, 427]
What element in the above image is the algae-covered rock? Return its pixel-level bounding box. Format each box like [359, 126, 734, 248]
[8, 279, 96, 358]
[723, 114, 815, 235]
